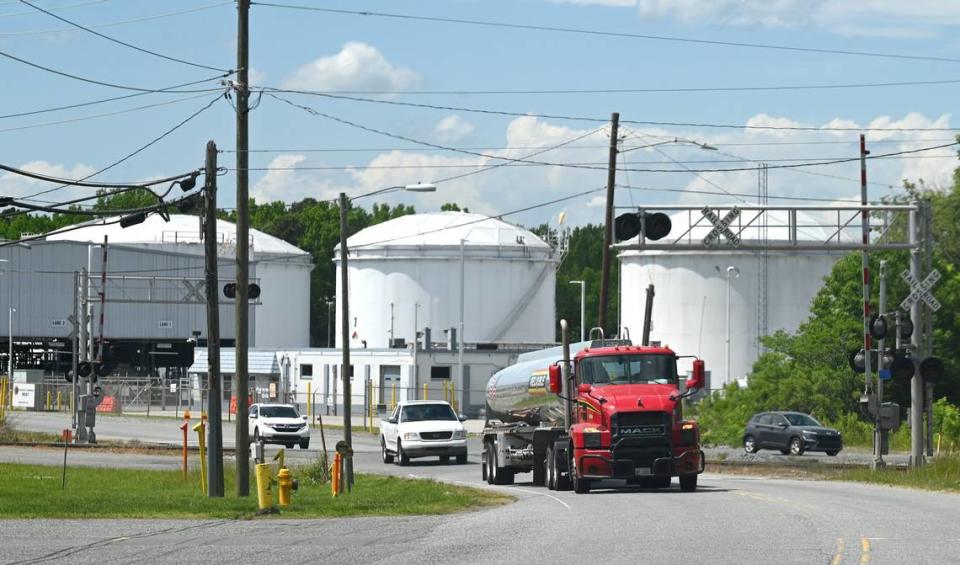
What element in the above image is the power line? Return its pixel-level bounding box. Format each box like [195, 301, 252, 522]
[0, 91, 220, 133]
[0, 0, 107, 17]
[16, 91, 224, 201]
[0, 48, 231, 93]
[264, 88, 960, 133]
[251, 2, 960, 65]
[617, 183, 863, 203]
[0, 73, 231, 120]
[250, 78, 960, 96]
[17, 0, 231, 72]
[0, 2, 232, 36]
[265, 93, 960, 174]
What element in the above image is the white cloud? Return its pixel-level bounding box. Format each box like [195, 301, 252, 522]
[281, 42, 420, 93]
[434, 115, 475, 143]
[0, 160, 97, 199]
[252, 154, 346, 203]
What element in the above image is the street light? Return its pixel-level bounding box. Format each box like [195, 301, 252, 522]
[569, 280, 586, 342]
[338, 182, 437, 487]
[716, 265, 740, 386]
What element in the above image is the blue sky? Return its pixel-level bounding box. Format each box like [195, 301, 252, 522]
[1, 0, 958, 228]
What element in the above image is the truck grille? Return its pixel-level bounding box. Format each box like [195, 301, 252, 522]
[420, 431, 452, 440]
[613, 411, 670, 439]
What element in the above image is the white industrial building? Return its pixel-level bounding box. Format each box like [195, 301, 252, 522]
[334, 212, 559, 350]
[619, 209, 847, 391]
[2, 214, 312, 378]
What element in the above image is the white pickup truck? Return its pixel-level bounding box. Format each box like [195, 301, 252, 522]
[379, 400, 468, 465]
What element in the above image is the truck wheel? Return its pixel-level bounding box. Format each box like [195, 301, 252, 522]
[397, 440, 410, 466]
[456, 453, 467, 464]
[491, 445, 514, 485]
[485, 443, 495, 484]
[440, 456, 450, 464]
[570, 451, 590, 494]
[554, 442, 572, 491]
[679, 474, 698, 492]
[381, 437, 394, 464]
[545, 445, 556, 490]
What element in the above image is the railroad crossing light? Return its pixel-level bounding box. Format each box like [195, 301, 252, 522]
[223, 282, 260, 300]
[614, 211, 672, 241]
[64, 368, 74, 383]
[95, 363, 112, 379]
[899, 316, 914, 339]
[77, 361, 92, 379]
[869, 314, 888, 340]
[919, 357, 945, 383]
[890, 349, 915, 384]
[848, 349, 866, 374]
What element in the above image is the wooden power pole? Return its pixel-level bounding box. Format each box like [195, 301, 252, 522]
[203, 140, 224, 497]
[234, 0, 251, 496]
[338, 192, 354, 489]
[598, 112, 620, 333]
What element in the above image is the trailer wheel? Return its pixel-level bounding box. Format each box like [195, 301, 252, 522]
[532, 458, 546, 487]
[481, 446, 489, 482]
[490, 443, 514, 485]
[484, 443, 495, 484]
[679, 474, 698, 492]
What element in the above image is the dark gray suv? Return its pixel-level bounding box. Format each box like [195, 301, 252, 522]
[743, 412, 842, 456]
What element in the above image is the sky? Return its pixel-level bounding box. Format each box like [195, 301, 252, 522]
[1, 0, 959, 231]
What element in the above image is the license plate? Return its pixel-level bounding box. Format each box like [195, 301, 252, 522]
[634, 468, 652, 476]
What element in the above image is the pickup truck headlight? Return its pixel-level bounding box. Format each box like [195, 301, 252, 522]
[451, 430, 466, 440]
[402, 432, 419, 440]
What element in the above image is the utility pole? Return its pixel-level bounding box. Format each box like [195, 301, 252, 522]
[338, 192, 354, 488]
[597, 111, 619, 332]
[923, 200, 934, 457]
[909, 201, 924, 468]
[873, 260, 887, 470]
[203, 140, 224, 497]
[859, 135, 874, 405]
[234, 0, 251, 496]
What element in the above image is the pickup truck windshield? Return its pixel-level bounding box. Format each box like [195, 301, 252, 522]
[260, 406, 299, 418]
[401, 404, 457, 422]
[578, 354, 677, 386]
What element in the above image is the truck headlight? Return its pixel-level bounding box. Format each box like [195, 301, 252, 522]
[452, 430, 466, 440]
[402, 432, 419, 440]
[583, 432, 602, 449]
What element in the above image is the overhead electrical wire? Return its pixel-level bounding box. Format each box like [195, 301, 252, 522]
[0, 48, 233, 93]
[15, 91, 224, 201]
[263, 88, 960, 133]
[0, 2, 233, 36]
[250, 3, 960, 65]
[0, 0, 108, 17]
[265, 92, 960, 174]
[17, 0, 231, 73]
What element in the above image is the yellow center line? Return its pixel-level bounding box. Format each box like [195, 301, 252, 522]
[859, 537, 871, 565]
[831, 538, 845, 565]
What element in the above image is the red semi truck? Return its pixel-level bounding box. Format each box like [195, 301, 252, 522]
[481, 320, 706, 493]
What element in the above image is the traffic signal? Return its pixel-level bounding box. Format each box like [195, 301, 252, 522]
[223, 282, 261, 300]
[614, 211, 672, 241]
[889, 349, 915, 384]
[869, 314, 888, 340]
[919, 357, 945, 383]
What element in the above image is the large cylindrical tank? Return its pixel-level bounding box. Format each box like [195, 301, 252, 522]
[334, 212, 558, 349]
[619, 209, 845, 391]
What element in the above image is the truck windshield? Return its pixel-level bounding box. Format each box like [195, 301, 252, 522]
[578, 354, 677, 386]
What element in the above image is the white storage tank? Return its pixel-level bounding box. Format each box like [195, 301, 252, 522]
[619, 209, 847, 390]
[334, 212, 558, 349]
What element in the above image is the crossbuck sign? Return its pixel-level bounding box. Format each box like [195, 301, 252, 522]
[900, 269, 941, 312]
[701, 206, 742, 247]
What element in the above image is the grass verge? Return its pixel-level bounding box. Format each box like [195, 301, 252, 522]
[0, 463, 512, 519]
[708, 456, 960, 493]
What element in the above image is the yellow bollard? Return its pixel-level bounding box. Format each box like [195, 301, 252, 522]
[422, 382, 427, 400]
[255, 462, 274, 511]
[192, 420, 207, 493]
[277, 467, 293, 507]
[391, 383, 397, 410]
[307, 382, 312, 423]
[46, 391, 51, 411]
[56, 391, 62, 412]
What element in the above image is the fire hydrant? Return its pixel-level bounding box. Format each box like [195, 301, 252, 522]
[277, 467, 294, 507]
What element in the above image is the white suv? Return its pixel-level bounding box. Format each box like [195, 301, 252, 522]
[249, 403, 310, 449]
[380, 400, 468, 465]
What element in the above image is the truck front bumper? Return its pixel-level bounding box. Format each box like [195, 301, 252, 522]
[576, 448, 704, 480]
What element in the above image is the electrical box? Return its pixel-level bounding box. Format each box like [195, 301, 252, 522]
[880, 402, 900, 431]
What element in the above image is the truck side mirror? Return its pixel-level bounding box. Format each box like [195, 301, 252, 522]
[548, 364, 562, 394]
[686, 359, 705, 391]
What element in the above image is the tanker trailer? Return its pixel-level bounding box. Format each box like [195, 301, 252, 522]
[481, 320, 706, 493]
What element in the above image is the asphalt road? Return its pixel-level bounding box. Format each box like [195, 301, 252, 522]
[1, 413, 956, 564]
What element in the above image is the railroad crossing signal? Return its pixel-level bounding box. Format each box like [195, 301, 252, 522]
[701, 206, 741, 247]
[900, 269, 941, 312]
